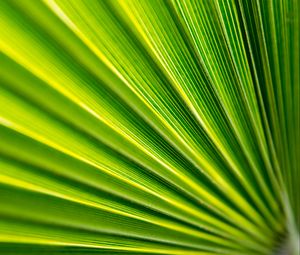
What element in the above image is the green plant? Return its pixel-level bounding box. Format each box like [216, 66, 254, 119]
[0, 0, 299, 254]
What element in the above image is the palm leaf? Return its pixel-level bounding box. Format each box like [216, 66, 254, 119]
[0, 0, 299, 254]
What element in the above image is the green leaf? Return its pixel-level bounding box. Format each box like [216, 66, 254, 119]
[0, 0, 299, 254]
